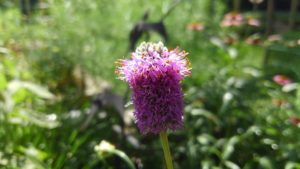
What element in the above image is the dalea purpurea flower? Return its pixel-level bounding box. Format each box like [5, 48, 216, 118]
[116, 42, 191, 134]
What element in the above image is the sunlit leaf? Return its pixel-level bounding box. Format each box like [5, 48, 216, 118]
[190, 109, 220, 125]
[222, 136, 239, 160]
[197, 134, 215, 145]
[285, 162, 300, 169]
[202, 160, 213, 169]
[95, 140, 135, 169]
[18, 146, 48, 169]
[243, 125, 262, 137]
[7, 80, 55, 100]
[0, 74, 7, 91]
[0, 47, 9, 55]
[28, 112, 60, 129]
[3, 58, 16, 77]
[210, 37, 225, 48]
[258, 157, 273, 169]
[12, 88, 30, 103]
[228, 47, 238, 59]
[225, 161, 240, 169]
[9, 110, 60, 129]
[282, 83, 298, 92]
[18, 146, 48, 161]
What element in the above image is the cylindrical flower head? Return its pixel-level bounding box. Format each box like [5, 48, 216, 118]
[116, 42, 191, 134]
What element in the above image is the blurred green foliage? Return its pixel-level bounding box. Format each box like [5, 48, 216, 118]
[1, 0, 300, 169]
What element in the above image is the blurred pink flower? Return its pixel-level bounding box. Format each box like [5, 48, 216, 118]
[272, 75, 292, 86]
[187, 22, 205, 31]
[289, 117, 300, 126]
[247, 17, 261, 27]
[221, 12, 244, 27]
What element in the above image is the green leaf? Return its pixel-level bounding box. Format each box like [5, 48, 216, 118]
[202, 160, 214, 169]
[8, 80, 55, 99]
[285, 162, 300, 169]
[282, 83, 298, 93]
[9, 110, 60, 129]
[0, 73, 7, 91]
[258, 157, 273, 169]
[0, 47, 9, 55]
[222, 136, 239, 160]
[228, 47, 238, 59]
[12, 88, 30, 103]
[243, 125, 262, 137]
[95, 140, 135, 169]
[197, 134, 215, 145]
[3, 58, 16, 77]
[18, 146, 49, 169]
[190, 108, 220, 125]
[224, 161, 240, 169]
[19, 146, 48, 161]
[28, 112, 60, 129]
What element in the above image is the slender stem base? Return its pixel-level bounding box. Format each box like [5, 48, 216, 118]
[159, 131, 174, 169]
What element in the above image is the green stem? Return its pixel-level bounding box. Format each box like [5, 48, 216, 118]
[233, 0, 240, 12]
[112, 150, 136, 169]
[159, 131, 174, 169]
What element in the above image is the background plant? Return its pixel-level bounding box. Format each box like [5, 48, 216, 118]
[1, 0, 300, 168]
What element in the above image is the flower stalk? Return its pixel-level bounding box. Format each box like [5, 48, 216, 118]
[160, 131, 174, 169]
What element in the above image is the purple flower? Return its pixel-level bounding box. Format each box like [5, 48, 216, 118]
[116, 42, 191, 134]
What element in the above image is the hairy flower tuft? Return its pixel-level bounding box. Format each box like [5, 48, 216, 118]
[116, 42, 191, 134]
